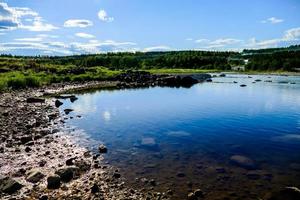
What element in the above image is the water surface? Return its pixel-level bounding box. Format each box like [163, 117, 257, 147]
[60, 74, 300, 199]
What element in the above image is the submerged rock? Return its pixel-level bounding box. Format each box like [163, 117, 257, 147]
[137, 137, 159, 151]
[267, 187, 300, 200]
[0, 176, 23, 194]
[246, 171, 261, 180]
[230, 155, 257, 170]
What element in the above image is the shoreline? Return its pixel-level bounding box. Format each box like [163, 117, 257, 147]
[0, 82, 171, 200]
[1, 74, 300, 200]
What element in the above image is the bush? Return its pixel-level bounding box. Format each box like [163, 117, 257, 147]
[25, 76, 40, 87]
[7, 77, 26, 89]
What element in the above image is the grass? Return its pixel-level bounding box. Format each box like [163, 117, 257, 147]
[0, 67, 121, 92]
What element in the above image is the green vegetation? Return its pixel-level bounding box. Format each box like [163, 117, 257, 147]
[242, 47, 300, 71]
[146, 68, 220, 74]
[0, 45, 299, 91]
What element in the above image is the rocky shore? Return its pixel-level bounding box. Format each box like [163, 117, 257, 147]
[0, 80, 177, 200]
[1, 72, 299, 200]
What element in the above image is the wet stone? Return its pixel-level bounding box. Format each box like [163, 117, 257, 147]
[113, 172, 121, 179]
[0, 176, 23, 194]
[64, 109, 74, 115]
[26, 169, 45, 183]
[55, 100, 63, 108]
[55, 167, 77, 182]
[47, 175, 61, 189]
[91, 183, 100, 194]
[99, 144, 108, 153]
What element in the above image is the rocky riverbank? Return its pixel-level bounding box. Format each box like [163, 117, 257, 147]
[0, 80, 175, 200]
[1, 72, 299, 200]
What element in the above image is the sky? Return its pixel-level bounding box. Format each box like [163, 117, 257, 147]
[0, 0, 300, 55]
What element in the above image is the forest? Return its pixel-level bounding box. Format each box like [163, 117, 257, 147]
[0, 45, 299, 91]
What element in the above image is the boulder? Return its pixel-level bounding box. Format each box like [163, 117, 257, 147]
[180, 76, 199, 88]
[55, 100, 63, 108]
[98, 144, 108, 153]
[0, 176, 23, 194]
[70, 96, 78, 103]
[230, 155, 257, 170]
[74, 160, 91, 173]
[20, 136, 32, 144]
[47, 175, 61, 189]
[55, 167, 78, 182]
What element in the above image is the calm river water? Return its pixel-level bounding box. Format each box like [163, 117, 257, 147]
[59, 74, 300, 199]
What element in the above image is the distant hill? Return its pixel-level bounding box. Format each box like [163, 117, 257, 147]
[242, 45, 300, 55]
[1, 45, 300, 72]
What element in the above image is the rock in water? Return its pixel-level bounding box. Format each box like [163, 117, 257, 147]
[70, 96, 78, 103]
[0, 176, 23, 194]
[180, 76, 199, 88]
[55, 100, 63, 107]
[26, 169, 45, 183]
[240, 84, 247, 87]
[267, 187, 300, 200]
[230, 155, 257, 170]
[47, 175, 61, 189]
[99, 144, 108, 153]
[64, 109, 74, 115]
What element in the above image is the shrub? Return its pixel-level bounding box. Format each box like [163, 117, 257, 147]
[7, 77, 26, 89]
[25, 76, 40, 87]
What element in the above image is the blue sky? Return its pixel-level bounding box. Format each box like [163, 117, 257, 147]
[0, 0, 300, 55]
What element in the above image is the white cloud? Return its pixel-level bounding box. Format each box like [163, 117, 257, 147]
[144, 45, 171, 52]
[283, 27, 300, 41]
[246, 27, 300, 49]
[98, 10, 114, 22]
[195, 39, 210, 43]
[75, 32, 95, 39]
[21, 17, 58, 31]
[210, 38, 242, 45]
[185, 38, 193, 41]
[194, 38, 242, 50]
[64, 19, 93, 28]
[261, 17, 284, 24]
[246, 38, 282, 49]
[0, 2, 57, 31]
[14, 37, 43, 42]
